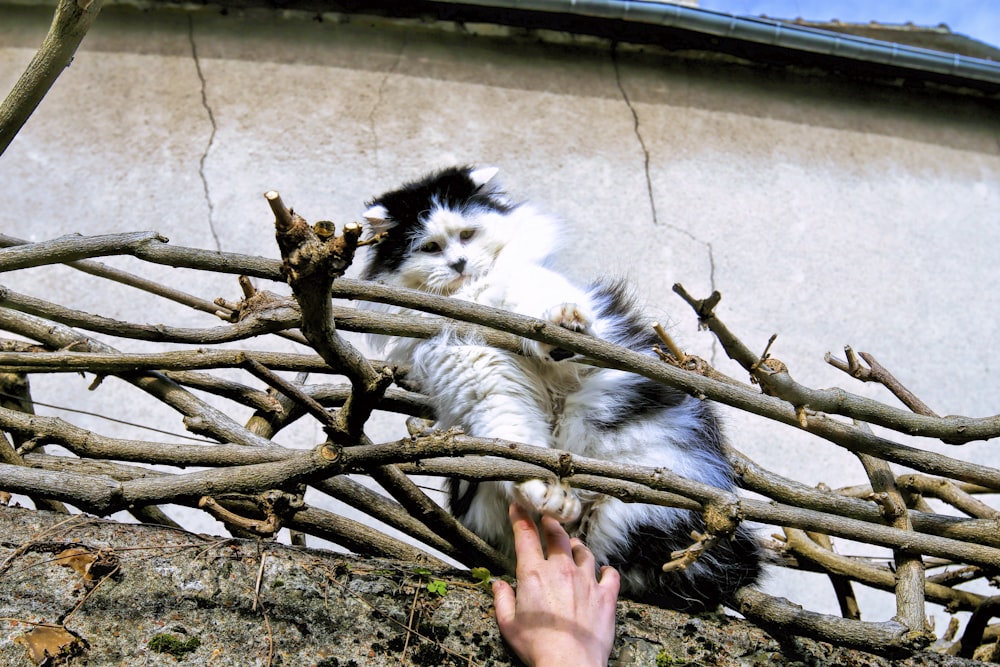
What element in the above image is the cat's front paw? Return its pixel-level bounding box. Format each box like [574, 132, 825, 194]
[538, 303, 593, 361]
[513, 479, 582, 524]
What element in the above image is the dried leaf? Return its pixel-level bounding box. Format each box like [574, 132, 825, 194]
[54, 547, 96, 579]
[54, 546, 119, 581]
[15, 625, 87, 665]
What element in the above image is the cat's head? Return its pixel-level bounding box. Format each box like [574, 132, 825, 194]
[359, 165, 516, 294]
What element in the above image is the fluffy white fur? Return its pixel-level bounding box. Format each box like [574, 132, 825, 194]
[358, 167, 759, 609]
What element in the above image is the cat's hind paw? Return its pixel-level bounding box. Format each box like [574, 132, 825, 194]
[538, 303, 593, 361]
[513, 479, 582, 524]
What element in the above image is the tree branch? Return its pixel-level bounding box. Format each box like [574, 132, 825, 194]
[0, 0, 104, 155]
[3, 228, 999, 658]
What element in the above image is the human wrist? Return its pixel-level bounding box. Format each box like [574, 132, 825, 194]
[533, 656, 605, 667]
[523, 641, 606, 667]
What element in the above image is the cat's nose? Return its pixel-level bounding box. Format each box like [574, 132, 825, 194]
[449, 257, 467, 274]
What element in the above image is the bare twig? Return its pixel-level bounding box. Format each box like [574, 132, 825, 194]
[3, 228, 1000, 658]
[781, 528, 981, 611]
[672, 283, 1000, 445]
[732, 586, 924, 656]
[0, 373, 69, 514]
[959, 597, 1000, 658]
[897, 474, 1000, 520]
[0, 0, 105, 155]
[0, 285, 301, 344]
[806, 531, 861, 620]
[854, 423, 928, 636]
[826, 347, 939, 418]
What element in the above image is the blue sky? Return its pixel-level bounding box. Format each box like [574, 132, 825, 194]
[699, 1, 1000, 51]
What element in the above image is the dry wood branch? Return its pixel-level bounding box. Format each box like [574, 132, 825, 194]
[959, 596, 1000, 659]
[732, 586, 923, 656]
[4, 403, 1000, 568]
[22, 451, 441, 564]
[781, 528, 982, 612]
[671, 284, 1000, 445]
[926, 566, 985, 587]
[313, 476, 463, 561]
[268, 193, 511, 573]
[14, 385, 995, 583]
[367, 462, 513, 573]
[0, 285, 301, 344]
[0, 0, 105, 155]
[855, 423, 929, 635]
[268, 192, 387, 443]
[0, 372, 69, 514]
[26, 233, 996, 444]
[165, 370, 285, 415]
[826, 347, 941, 418]
[0, 430, 68, 514]
[806, 531, 861, 620]
[0, 234, 228, 316]
[0, 308, 282, 448]
[241, 356, 339, 436]
[0, 234, 310, 348]
[336, 280, 1000, 471]
[0, 347, 384, 375]
[3, 230, 1000, 659]
[729, 448, 1000, 549]
[0, 233, 166, 271]
[898, 474, 1000, 520]
[68, 228, 993, 442]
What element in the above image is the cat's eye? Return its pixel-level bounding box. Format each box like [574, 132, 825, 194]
[419, 241, 442, 253]
[459, 229, 476, 241]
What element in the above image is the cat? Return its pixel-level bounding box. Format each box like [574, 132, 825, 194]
[357, 166, 761, 611]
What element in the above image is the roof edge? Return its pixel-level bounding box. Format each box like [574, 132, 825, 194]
[429, 0, 1000, 91]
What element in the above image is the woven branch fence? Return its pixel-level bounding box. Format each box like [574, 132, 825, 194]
[0, 194, 998, 662]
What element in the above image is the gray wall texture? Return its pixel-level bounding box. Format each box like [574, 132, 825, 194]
[2, 2, 998, 636]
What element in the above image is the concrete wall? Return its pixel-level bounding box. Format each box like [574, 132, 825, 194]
[2, 3, 998, 633]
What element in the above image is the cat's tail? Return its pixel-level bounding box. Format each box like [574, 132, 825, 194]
[610, 511, 763, 613]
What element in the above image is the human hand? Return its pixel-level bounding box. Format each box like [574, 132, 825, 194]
[492, 503, 620, 667]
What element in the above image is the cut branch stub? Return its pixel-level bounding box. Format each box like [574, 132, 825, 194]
[267, 191, 360, 285]
[266, 189, 384, 440]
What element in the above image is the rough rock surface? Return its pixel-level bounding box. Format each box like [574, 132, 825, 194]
[0, 506, 986, 666]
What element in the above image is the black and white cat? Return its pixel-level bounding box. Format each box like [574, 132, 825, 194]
[358, 166, 761, 611]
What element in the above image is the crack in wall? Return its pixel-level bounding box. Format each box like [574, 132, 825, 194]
[611, 45, 658, 226]
[188, 16, 221, 252]
[368, 39, 407, 177]
[612, 45, 719, 364]
[704, 242, 719, 366]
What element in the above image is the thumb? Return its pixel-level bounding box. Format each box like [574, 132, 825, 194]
[492, 579, 517, 628]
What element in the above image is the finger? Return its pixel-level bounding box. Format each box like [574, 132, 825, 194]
[509, 503, 544, 566]
[540, 514, 573, 558]
[569, 537, 596, 569]
[598, 565, 622, 596]
[492, 579, 517, 629]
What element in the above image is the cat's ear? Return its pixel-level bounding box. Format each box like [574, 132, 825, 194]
[363, 204, 397, 234]
[469, 166, 501, 192]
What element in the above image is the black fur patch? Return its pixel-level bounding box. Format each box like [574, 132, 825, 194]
[603, 513, 762, 612]
[587, 374, 690, 431]
[447, 477, 478, 519]
[362, 166, 513, 279]
[588, 279, 660, 352]
[584, 280, 722, 451]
